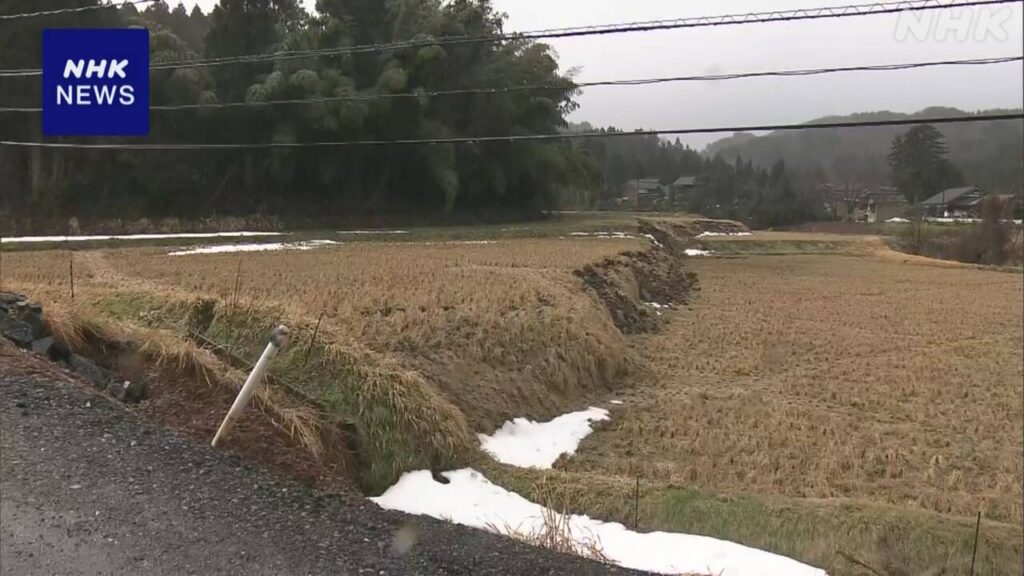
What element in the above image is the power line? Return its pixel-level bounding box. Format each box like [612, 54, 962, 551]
[144, 0, 1024, 71]
[2, 55, 1020, 113]
[1, 0, 1019, 77]
[3, 113, 1020, 150]
[0, 0, 153, 20]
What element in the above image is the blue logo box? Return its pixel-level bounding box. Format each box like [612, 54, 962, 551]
[42, 28, 149, 136]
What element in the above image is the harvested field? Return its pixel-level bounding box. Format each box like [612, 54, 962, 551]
[573, 254, 1023, 519]
[555, 251, 1023, 573]
[107, 238, 647, 427]
[0, 231, 695, 493]
[5, 223, 1021, 574]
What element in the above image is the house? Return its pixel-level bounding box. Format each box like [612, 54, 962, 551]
[852, 186, 908, 223]
[622, 178, 667, 208]
[670, 176, 699, 207]
[920, 186, 986, 218]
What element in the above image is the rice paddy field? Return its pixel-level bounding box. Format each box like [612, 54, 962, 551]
[575, 255, 1023, 520]
[2, 217, 1021, 575]
[552, 246, 1023, 575]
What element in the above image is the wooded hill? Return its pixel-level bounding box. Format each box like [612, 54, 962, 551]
[704, 107, 1024, 195]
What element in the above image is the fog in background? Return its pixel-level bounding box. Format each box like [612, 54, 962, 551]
[175, 0, 1024, 148]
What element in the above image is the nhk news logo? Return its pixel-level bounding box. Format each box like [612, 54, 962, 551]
[42, 28, 149, 136]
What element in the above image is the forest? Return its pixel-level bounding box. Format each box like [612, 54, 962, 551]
[0, 1, 1020, 230]
[1, 0, 593, 223]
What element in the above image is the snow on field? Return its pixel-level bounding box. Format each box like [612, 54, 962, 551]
[641, 233, 663, 247]
[412, 240, 499, 246]
[696, 231, 753, 238]
[337, 230, 410, 235]
[168, 239, 338, 256]
[609, 400, 624, 405]
[569, 231, 635, 239]
[1, 231, 282, 244]
[925, 217, 1024, 225]
[885, 217, 911, 224]
[646, 302, 670, 316]
[372, 469, 827, 576]
[478, 407, 609, 469]
[685, 248, 712, 256]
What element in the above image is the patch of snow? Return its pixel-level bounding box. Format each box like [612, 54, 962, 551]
[884, 217, 911, 224]
[478, 407, 609, 469]
[924, 217, 982, 224]
[609, 400, 624, 405]
[413, 240, 499, 246]
[168, 239, 338, 256]
[371, 469, 827, 576]
[646, 302, 669, 309]
[696, 231, 753, 238]
[641, 233, 663, 247]
[337, 230, 409, 235]
[684, 248, 712, 257]
[925, 217, 1023, 225]
[569, 231, 634, 239]
[1, 231, 282, 244]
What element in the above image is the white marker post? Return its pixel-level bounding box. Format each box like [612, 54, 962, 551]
[211, 325, 291, 448]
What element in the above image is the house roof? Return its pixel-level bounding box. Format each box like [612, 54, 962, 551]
[864, 189, 907, 205]
[921, 186, 982, 206]
[673, 176, 698, 186]
[626, 178, 664, 191]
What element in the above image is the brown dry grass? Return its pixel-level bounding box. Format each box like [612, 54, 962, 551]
[1, 237, 646, 491]
[5, 227, 1022, 572]
[41, 303, 329, 460]
[569, 254, 1023, 524]
[94, 239, 642, 430]
[485, 475, 610, 564]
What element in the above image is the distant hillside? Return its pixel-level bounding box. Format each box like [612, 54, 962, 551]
[704, 107, 1024, 194]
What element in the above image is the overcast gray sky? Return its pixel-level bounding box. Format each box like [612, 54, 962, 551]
[178, 0, 1023, 148]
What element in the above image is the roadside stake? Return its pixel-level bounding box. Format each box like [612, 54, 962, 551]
[211, 325, 290, 448]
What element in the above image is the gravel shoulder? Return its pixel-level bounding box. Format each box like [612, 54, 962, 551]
[0, 347, 639, 575]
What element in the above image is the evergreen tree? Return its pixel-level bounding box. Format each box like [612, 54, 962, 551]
[888, 124, 962, 204]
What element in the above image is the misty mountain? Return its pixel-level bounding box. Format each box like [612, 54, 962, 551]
[704, 107, 1024, 194]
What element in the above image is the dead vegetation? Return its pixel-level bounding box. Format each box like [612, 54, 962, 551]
[5, 221, 1021, 573]
[569, 255, 1023, 525]
[15, 301, 353, 489]
[94, 239, 647, 432]
[486, 475, 610, 564]
[1, 233, 695, 493]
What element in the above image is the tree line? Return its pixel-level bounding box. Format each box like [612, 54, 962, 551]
[1, 0, 598, 224]
[1, 2, 1018, 231]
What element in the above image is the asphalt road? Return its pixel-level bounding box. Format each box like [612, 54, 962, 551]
[0, 353, 638, 576]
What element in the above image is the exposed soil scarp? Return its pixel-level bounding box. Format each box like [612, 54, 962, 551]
[574, 249, 698, 334]
[574, 220, 702, 334]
